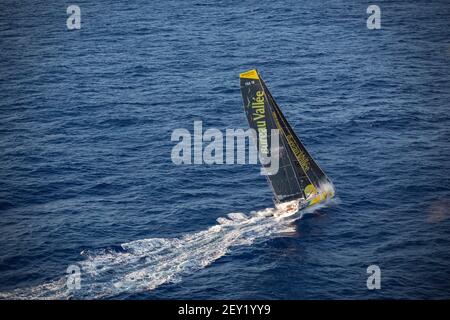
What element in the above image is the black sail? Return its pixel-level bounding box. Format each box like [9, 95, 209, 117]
[260, 77, 332, 189]
[239, 69, 332, 203]
[240, 69, 304, 202]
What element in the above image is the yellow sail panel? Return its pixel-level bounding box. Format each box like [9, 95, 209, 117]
[239, 69, 259, 80]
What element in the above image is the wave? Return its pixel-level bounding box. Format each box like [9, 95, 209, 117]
[0, 202, 332, 299]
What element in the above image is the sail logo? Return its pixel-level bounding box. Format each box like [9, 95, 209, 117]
[286, 135, 310, 172]
[272, 111, 311, 172]
[171, 121, 280, 175]
[251, 91, 269, 156]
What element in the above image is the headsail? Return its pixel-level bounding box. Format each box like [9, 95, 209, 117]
[239, 69, 333, 204]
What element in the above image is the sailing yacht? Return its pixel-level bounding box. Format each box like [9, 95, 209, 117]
[240, 69, 334, 216]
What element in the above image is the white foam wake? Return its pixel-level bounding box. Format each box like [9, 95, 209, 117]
[0, 203, 331, 300]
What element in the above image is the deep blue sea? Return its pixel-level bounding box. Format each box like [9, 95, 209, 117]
[0, 0, 449, 299]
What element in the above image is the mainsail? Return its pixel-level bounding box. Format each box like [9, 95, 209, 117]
[239, 69, 333, 205]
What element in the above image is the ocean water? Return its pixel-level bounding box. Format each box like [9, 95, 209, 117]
[0, 0, 449, 299]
